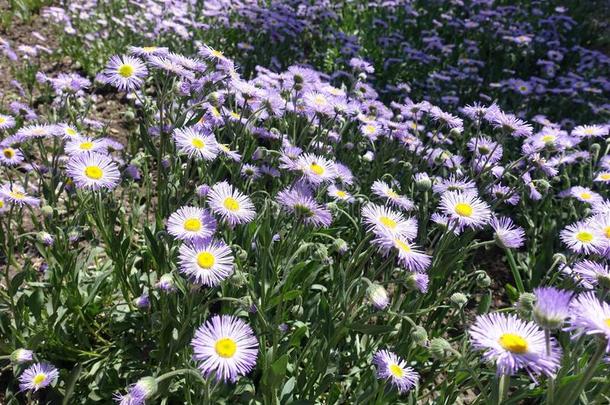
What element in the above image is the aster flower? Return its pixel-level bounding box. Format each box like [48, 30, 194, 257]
[594, 171, 610, 183]
[327, 185, 354, 203]
[155, 274, 176, 292]
[218, 144, 242, 162]
[565, 292, 610, 352]
[0, 184, 40, 207]
[19, 363, 59, 392]
[10, 348, 33, 364]
[571, 260, 610, 289]
[277, 185, 332, 227]
[191, 315, 258, 382]
[572, 125, 608, 138]
[406, 272, 429, 293]
[491, 216, 525, 249]
[372, 180, 414, 211]
[66, 153, 121, 190]
[102, 55, 148, 92]
[128, 45, 169, 57]
[532, 287, 572, 330]
[361, 203, 418, 239]
[0, 145, 24, 166]
[372, 350, 419, 393]
[373, 233, 431, 272]
[173, 127, 219, 161]
[14, 124, 57, 141]
[432, 176, 477, 195]
[167, 206, 216, 242]
[293, 153, 336, 186]
[0, 114, 16, 130]
[469, 313, 562, 377]
[207, 181, 256, 226]
[178, 239, 234, 286]
[560, 221, 606, 255]
[114, 377, 157, 405]
[439, 191, 492, 230]
[240, 164, 261, 180]
[65, 136, 108, 156]
[490, 112, 533, 137]
[564, 186, 602, 204]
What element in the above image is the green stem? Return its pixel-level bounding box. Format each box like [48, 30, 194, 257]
[505, 248, 525, 293]
[564, 340, 607, 405]
[498, 374, 509, 405]
[155, 368, 206, 385]
[545, 329, 555, 405]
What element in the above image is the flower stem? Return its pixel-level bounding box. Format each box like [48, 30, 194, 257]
[564, 339, 607, 405]
[545, 329, 555, 404]
[498, 374, 509, 405]
[505, 248, 525, 293]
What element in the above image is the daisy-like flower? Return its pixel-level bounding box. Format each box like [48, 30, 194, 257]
[491, 216, 525, 249]
[114, 377, 157, 405]
[191, 315, 259, 382]
[533, 287, 572, 330]
[406, 272, 429, 293]
[207, 181, 256, 226]
[102, 55, 148, 92]
[178, 239, 234, 286]
[594, 171, 610, 183]
[565, 186, 602, 204]
[277, 185, 332, 227]
[0, 114, 16, 130]
[128, 45, 169, 57]
[65, 136, 108, 156]
[490, 111, 533, 137]
[372, 180, 415, 211]
[572, 125, 608, 138]
[18, 363, 59, 392]
[218, 144, 242, 162]
[167, 206, 216, 242]
[373, 233, 431, 272]
[372, 350, 419, 393]
[327, 184, 354, 203]
[469, 313, 562, 377]
[14, 124, 58, 141]
[66, 153, 121, 190]
[0, 184, 40, 207]
[571, 260, 610, 289]
[560, 221, 606, 255]
[361, 203, 418, 239]
[173, 127, 219, 161]
[0, 145, 24, 166]
[439, 191, 492, 230]
[565, 292, 610, 352]
[294, 153, 336, 186]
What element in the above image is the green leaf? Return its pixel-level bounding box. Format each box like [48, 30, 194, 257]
[62, 363, 83, 405]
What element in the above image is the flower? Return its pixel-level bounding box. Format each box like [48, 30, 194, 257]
[191, 315, 259, 382]
[277, 185, 332, 227]
[207, 181, 256, 226]
[469, 313, 561, 377]
[439, 191, 492, 230]
[102, 55, 148, 91]
[18, 363, 59, 392]
[114, 376, 157, 405]
[406, 272, 429, 293]
[294, 153, 336, 186]
[67, 153, 121, 190]
[167, 206, 216, 242]
[361, 203, 418, 239]
[10, 348, 33, 364]
[65, 136, 108, 156]
[491, 216, 526, 249]
[327, 185, 354, 203]
[0, 145, 24, 166]
[178, 239, 234, 286]
[0, 184, 40, 207]
[372, 180, 414, 211]
[560, 221, 606, 254]
[571, 260, 610, 289]
[173, 127, 219, 161]
[572, 125, 608, 138]
[0, 114, 16, 130]
[372, 350, 419, 393]
[155, 274, 176, 292]
[565, 292, 610, 352]
[532, 287, 572, 329]
[373, 233, 431, 272]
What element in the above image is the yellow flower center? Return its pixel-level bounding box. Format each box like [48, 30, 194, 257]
[386, 189, 399, 199]
[379, 216, 397, 229]
[223, 197, 240, 212]
[211, 49, 224, 58]
[455, 202, 473, 217]
[575, 231, 593, 243]
[3, 148, 15, 158]
[541, 135, 555, 143]
[9, 191, 25, 200]
[499, 333, 528, 354]
[0, 200, 3, 208]
[310, 163, 325, 175]
[183, 218, 202, 232]
[314, 95, 327, 106]
[604, 318, 610, 328]
[604, 227, 610, 239]
[389, 364, 404, 378]
[210, 106, 221, 117]
[363, 125, 376, 134]
[196, 252, 215, 269]
[580, 192, 592, 200]
[214, 337, 237, 358]
[584, 128, 595, 135]
[394, 238, 411, 252]
[600, 173, 610, 181]
[0, 116, 5, 124]
[142, 46, 157, 52]
[336, 190, 347, 199]
[118, 64, 135, 78]
[84, 165, 103, 180]
[65, 127, 77, 136]
[191, 138, 205, 149]
[32, 373, 46, 386]
[79, 141, 94, 150]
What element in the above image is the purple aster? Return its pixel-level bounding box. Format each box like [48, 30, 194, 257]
[532, 287, 572, 329]
[372, 350, 419, 393]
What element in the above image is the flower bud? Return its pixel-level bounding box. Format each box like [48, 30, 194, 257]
[410, 325, 428, 345]
[367, 284, 389, 310]
[475, 271, 492, 288]
[429, 338, 452, 360]
[37, 231, 54, 246]
[134, 377, 157, 399]
[517, 292, 536, 316]
[450, 292, 468, 309]
[10, 348, 33, 364]
[40, 205, 54, 217]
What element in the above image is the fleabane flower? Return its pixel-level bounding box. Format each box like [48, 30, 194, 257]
[173, 127, 219, 161]
[565, 292, 610, 352]
[19, 363, 59, 392]
[532, 287, 572, 330]
[277, 184, 332, 228]
[0, 184, 40, 207]
[373, 233, 431, 272]
[191, 315, 259, 382]
[65, 136, 108, 156]
[491, 216, 525, 249]
[178, 239, 234, 286]
[167, 206, 216, 242]
[372, 350, 419, 393]
[0, 145, 24, 166]
[207, 181, 256, 226]
[361, 203, 417, 239]
[102, 55, 148, 91]
[560, 221, 606, 254]
[572, 124, 608, 138]
[469, 313, 561, 377]
[439, 191, 492, 230]
[66, 153, 121, 190]
[372, 180, 415, 211]
[294, 153, 336, 186]
[327, 185, 354, 203]
[571, 260, 610, 289]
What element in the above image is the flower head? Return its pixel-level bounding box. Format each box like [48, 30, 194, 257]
[439, 191, 492, 230]
[207, 181, 256, 226]
[0, 184, 40, 207]
[19, 363, 59, 392]
[532, 287, 572, 329]
[372, 350, 419, 393]
[167, 206, 216, 242]
[102, 55, 148, 91]
[565, 292, 610, 352]
[66, 153, 121, 190]
[173, 127, 219, 161]
[491, 216, 525, 249]
[178, 239, 234, 286]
